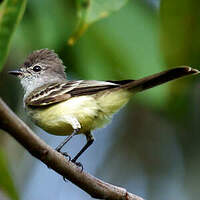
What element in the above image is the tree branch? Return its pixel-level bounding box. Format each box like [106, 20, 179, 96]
[0, 98, 144, 200]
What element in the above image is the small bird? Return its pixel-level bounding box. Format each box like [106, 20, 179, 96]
[9, 49, 199, 166]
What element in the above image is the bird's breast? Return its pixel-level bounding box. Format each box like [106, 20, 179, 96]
[26, 96, 105, 135]
[26, 90, 132, 136]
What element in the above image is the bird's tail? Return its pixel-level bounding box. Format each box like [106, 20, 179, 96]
[121, 66, 199, 92]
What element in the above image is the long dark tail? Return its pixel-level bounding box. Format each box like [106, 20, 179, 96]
[121, 66, 199, 92]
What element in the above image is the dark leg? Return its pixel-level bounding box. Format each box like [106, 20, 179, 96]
[55, 128, 80, 152]
[72, 132, 94, 163]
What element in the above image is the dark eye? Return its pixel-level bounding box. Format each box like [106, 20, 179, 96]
[33, 65, 42, 72]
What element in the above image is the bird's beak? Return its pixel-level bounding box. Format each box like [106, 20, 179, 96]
[8, 69, 23, 76]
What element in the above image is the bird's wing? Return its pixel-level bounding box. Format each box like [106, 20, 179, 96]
[25, 80, 120, 107]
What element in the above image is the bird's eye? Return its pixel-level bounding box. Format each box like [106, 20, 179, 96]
[33, 65, 42, 72]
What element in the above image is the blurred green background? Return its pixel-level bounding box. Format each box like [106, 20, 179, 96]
[0, 0, 200, 199]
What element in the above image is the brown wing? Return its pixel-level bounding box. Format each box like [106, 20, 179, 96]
[25, 80, 119, 107]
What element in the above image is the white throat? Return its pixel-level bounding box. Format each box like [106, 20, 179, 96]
[21, 75, 64, 100]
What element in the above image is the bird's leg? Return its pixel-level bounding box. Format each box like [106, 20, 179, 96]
[55, 116, 81, 160]
[55, 129, 80, 182]
[55, 129, 78, 152]
[55, 128, 80, 160]
[71, 132, 94, 169]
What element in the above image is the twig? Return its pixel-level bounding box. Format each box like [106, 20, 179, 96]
[0, 98, 144, 200]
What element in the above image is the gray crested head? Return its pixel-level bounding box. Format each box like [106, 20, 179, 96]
[9, 49, 67, 98]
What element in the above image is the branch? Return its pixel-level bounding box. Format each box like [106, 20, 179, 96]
[0, 98, 144, 200]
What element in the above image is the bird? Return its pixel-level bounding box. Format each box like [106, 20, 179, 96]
[8, 48, 199, 166]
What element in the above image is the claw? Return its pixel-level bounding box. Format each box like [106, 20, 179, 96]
[71, 159, 83, 171]
[56, 150, 71, 161]
[61, 152, 71, 161]
[63, 176, 67, 182]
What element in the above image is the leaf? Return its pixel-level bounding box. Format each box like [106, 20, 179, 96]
[0, 148, 19, 200]
[68, 0, 128, 45]
[0, 0, 27, 71]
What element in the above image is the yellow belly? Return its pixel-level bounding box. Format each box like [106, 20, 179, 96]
[27, 89, 132, 135]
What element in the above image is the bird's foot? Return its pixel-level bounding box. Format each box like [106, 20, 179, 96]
[71, 159, 83, 171]
[63, 176, 67, 182]
[56, 150, 71, 161]
[60, 158, 83, 182]
[57, 151, 71, 182]
[61, 152, 71, 161]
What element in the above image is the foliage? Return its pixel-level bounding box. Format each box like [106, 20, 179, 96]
[160, 0, 200, 118]
[68, 0, 128, 45]
[160, 0, 200, 67]
[0, 0, 26, 198]
[0, 0, 26, 71]
[0, 148, 19, 200]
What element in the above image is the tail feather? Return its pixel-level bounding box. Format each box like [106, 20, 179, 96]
[120, 66, 199, 92]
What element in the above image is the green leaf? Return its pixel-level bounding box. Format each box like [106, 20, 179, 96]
[0, 148, 19, 200]
[0, 0, 27, 71]
[68, 0, 128, 45]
